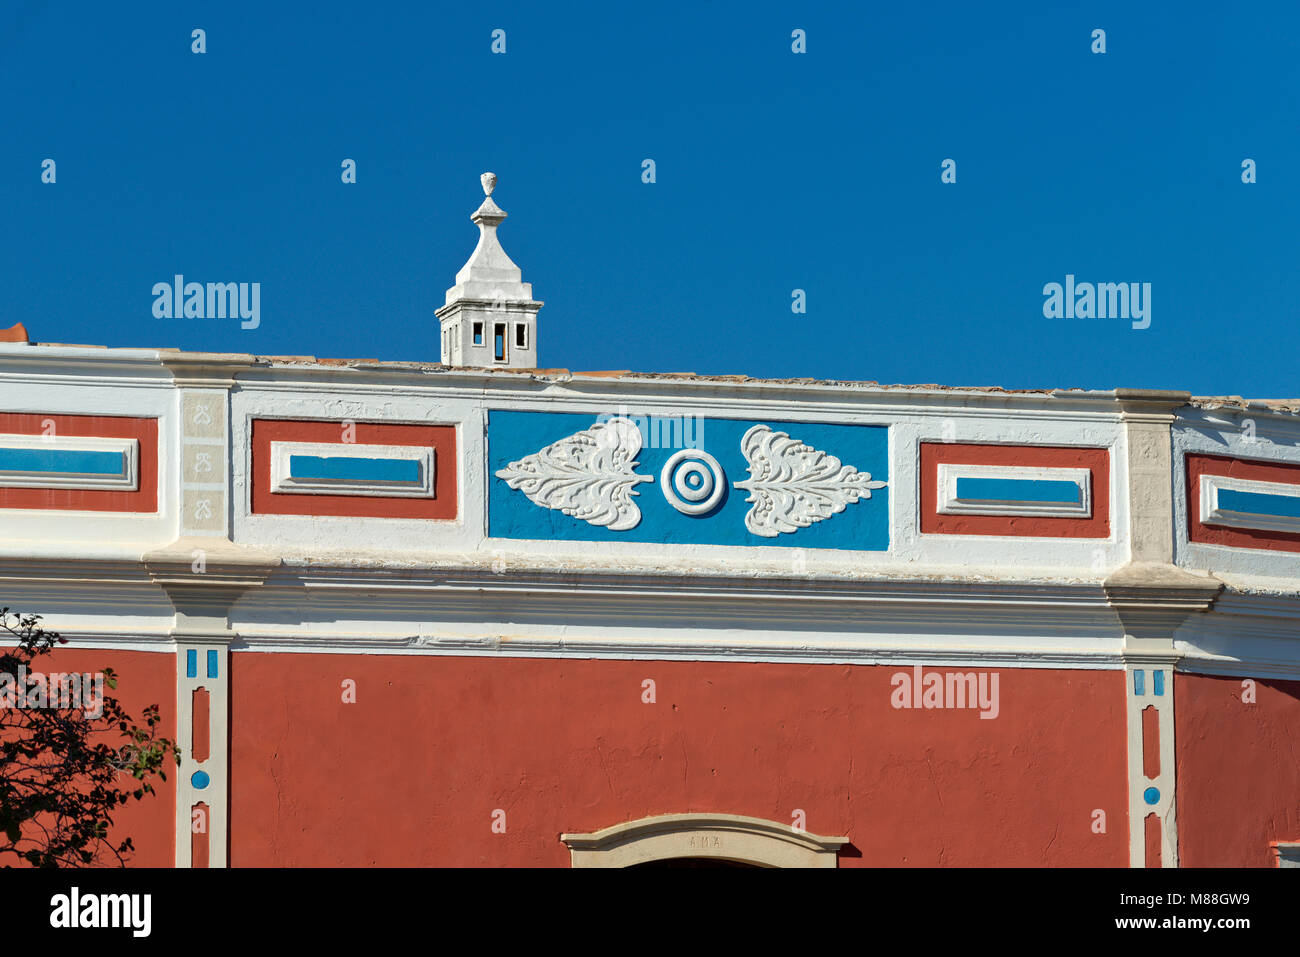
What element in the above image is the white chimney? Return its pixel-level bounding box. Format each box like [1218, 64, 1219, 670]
[436, 172, 543, 368]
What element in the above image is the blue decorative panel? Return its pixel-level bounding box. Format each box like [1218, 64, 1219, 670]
[936, 462, 1093, 521]
[488, 411, 889, 550]
[289, 455, 422, 484]
[206, 649, 218, 679]
[955, 477, 1081, 505]
[0, 448, 125, 476]
[186, 649, 197, 679]
[0, 432, 140, 494]
[1216, 488, 1300, 519]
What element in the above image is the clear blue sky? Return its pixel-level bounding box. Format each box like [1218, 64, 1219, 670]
[3, 1, 1298, 396]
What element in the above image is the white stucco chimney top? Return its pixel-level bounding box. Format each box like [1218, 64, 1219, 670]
[436, 172, 543, 369]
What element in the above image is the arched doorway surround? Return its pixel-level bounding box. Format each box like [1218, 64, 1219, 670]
[560, 813, 847, 868]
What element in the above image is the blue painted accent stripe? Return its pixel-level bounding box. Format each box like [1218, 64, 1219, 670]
[206, 649, 218, 679]
[1217, 488, 1300, 519]
[1153, 670, 1164, 696]
[1133, 670, 1145, 696]
[0, 447, 124, 476]
[289, 454, 421, 484]
[186, 649, 197, 679]
[956, 477, 1080, 504]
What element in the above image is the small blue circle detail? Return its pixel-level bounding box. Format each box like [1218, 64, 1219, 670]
[191, 771, 211, 790]
[1143, 787, 1160, 805]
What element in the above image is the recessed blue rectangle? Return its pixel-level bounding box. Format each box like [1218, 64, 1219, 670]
[1218, 488, 1300, 519]
[206, 649, 218, 679]
[186, 649, 197, 679]
[1153, 670, 1164, 696]
[289, 455, 420, 484]
[0, 447, 124, 476]
[956, 477, 1080, 504]
[1133, 670, 1144, 696]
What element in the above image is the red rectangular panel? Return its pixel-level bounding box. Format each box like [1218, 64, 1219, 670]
[920, 442, 1110, 538]
[1187, 453, 1300, 553]
[0, 412, 158, 513]
[251, 419, 457, 519]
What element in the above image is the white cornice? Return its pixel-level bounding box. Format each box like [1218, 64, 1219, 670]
[2, 554, 1296, 673]
[0, 344, 1217, 419]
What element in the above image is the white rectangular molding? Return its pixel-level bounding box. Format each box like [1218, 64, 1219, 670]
[936, 464, 1091, 518]
[269, 441, 435, 498]
[0, 433, 138, 491]
[1199, 473, 1300, 534]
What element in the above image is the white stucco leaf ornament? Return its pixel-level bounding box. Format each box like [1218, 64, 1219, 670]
[495, 417, 654, 531]
[734, 425, 886, 537]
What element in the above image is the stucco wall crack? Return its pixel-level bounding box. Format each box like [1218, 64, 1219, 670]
[924, 752, 945, 812]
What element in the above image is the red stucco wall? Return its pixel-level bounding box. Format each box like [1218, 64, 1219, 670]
[228, 655, 1128, 866]
[8, 647, 176, 867]
[1175, 672, 1300, 866]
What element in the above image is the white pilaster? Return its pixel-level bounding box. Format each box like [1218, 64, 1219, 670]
[174, 639, 230, 867]
[1106, 391, 1221, 867]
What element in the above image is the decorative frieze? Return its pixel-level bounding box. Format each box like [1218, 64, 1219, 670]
[489, 411, 888, 549]
[179, 389, 229, 537]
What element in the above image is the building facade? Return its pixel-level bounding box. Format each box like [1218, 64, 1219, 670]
[1, 178, 1297, 868]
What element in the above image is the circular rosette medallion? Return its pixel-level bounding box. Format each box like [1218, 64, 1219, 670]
[660, 449, 725, 515]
